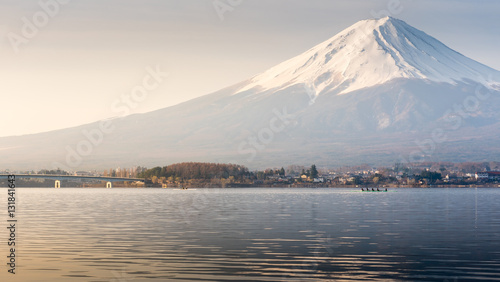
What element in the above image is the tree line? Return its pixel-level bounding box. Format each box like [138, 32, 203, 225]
[137, 162, 252, 181]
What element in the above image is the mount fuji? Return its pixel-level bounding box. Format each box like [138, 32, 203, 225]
[239, 17, 499, 95]
[2, 17, 500, 170]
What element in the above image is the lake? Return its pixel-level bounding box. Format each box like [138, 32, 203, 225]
[2, 188, 500, 281]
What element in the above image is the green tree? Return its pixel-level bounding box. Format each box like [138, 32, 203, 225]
[352, 176, 363, 185]
[310, 164, 319, 179]
[419, 170, 442, 183]
[279, 167, 285, 176]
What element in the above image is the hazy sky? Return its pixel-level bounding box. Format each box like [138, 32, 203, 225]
[1, 0, 499, 137]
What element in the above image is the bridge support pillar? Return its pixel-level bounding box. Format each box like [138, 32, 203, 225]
[106, 182, 113, 188]
[55, 180, 61, 188]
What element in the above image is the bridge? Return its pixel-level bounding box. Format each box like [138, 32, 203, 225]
[0, 174, 145, 188]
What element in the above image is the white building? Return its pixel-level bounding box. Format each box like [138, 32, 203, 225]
[475, 172, 489, 179]
[476, 171, 500, 180]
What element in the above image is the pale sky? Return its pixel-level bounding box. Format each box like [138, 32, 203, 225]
[1, 0, 499, 137]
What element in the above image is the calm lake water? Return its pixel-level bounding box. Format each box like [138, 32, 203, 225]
[2, 188, 500, 281]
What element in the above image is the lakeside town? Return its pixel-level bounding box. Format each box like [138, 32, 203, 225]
[2, 161, 500, 188]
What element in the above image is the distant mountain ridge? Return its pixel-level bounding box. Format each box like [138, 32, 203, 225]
[1, 17, 500, 170]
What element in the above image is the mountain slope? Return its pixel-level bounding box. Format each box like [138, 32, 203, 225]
[238, 17, 500, 95]
[1, 17, 500, 170]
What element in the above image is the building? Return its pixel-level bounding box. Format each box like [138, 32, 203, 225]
[487, 171, 500, 180]
[475, 172, 489, 179]
[313, 177, 325, 183]
[475, 171, 500, 180]
[75, 171, 92, 176]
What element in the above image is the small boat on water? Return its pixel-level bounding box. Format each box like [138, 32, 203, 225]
[361, 188, 388, 192]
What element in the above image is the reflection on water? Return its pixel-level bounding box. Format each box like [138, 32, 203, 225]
[1, 188, 500, 281]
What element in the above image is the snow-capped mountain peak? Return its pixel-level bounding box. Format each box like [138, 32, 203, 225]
[237, 16, 500, 95]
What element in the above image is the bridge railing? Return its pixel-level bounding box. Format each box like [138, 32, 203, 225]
[0, 174, 145, 188]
